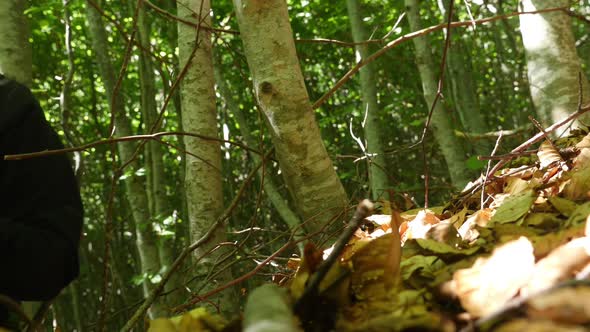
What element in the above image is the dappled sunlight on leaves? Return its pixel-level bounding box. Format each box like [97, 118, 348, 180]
[149, 129, 590, 331]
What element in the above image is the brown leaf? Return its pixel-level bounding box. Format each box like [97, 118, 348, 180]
[457, 209, 492, 243]
[350, 232, 402, 300]
[403, 209, 441, 242]
[522, 237, 590, 296]
[537, 140, 563, 170]
[453, 237, 535, 317]
[494, 318, 586, 332]
[562, 136, 590, 200]
[527, 286, 590, 325]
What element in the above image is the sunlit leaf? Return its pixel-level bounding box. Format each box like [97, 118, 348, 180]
[453, 237, 535, 317]
[491, 189, 536, 224]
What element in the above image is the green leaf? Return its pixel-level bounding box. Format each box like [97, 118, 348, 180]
[466, 155, 486, 170]
[566, 202, 590, 227]
[491, 189, 536, 224]
[244, 284, 300, 332]
[409, 119, 424, 127]
[415, 239, 480, 255]
[548, 196, 578, 217]
[400, 255, 445, 280]
[132, 273, 147, 286]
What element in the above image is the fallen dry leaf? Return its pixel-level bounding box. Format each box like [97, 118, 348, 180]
[522, 237, 590, 296]
[494, 318, 587, 332]
[453, 237, 535, 317]
[403, 209, 441, 242]
[457, 209, 492, 243]
[527, 286, 590, 325]
[538, 140, 564, 170]
[350, 232, 402, 299]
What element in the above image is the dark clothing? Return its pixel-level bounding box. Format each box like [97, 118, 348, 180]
[0, 75, 83, 302]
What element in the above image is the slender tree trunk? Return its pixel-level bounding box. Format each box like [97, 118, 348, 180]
[519, 0, 590, 134]
[136, 2, 184, 307]
[405, 0, 470, 189]
[0, 0, 31, 86]
[437, 0, 489, 156]
[177, 0, 236, 313]
[85, 2, 165, 318]
[232, 0, 349, 235]
[156, 0, 190, 249]
[346, 0, 391, 201]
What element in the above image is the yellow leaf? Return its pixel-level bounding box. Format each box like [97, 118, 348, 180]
[148, 318, 177, 332]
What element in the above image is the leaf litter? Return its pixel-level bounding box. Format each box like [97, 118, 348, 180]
[149, 129, 590, 331]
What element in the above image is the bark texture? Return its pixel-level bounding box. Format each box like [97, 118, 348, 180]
[519, 0, 590, 133]
[232, 0, 349, 234]
[214, 61, 304, 244]
[177, 0, 236, 313]
[0, 0, 31, 86]
[346, 0, 391, 201]
[405, 0, 470, 189]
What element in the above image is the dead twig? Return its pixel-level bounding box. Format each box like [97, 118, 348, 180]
[120, 149, 273, 332]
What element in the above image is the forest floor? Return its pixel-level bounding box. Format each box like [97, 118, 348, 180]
[149, 128, 590, 332]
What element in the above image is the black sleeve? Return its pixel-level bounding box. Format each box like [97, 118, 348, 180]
[0, 78, 83, 301]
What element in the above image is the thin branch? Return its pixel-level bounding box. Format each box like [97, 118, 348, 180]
[97, 1, 141, 329]
[296, 37, 383, 47]
[142, 0, 239, 35]
[120, 150, 272, 332]
[311, 7, 567, 110]
[485, 102, 590, 179]
[4, 131, 263, 161]
[482, 132, 503, 208]
[86, 0, 173, 67]
[118, 3, 212, 173]
[421, 0, 456, 207]
[173, 239, 294, 314]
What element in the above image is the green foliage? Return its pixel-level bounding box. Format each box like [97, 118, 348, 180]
[20, 0, 590, 329]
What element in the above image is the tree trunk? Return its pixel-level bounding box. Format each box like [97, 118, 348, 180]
[0, 0, 31, 86]
[85, 2, 165, 318]
[232, 0, 349, 235]
[214, 60, 304, 244]
[405, 0, 470, 189]
[136, 2, 183, 308]
[177, 0, 236, 313]
[519, 0, 590, 134]
[346, 0, 391, 201]
[437, 0, 489, 156]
